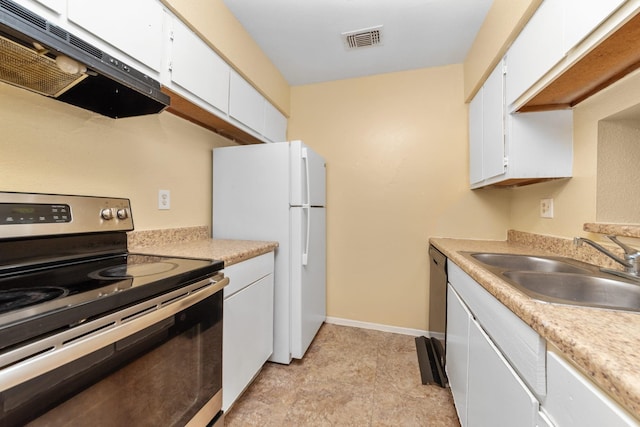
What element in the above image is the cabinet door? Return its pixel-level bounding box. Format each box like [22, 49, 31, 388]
[482, 62, 505, 180]
[170, 18, 230, 114]
[67, 0, 164, 72]
[446, 284, 471, 427]
[263, 101, 288, 142]
[223, 273, 274, 411]
[467, 320, 538, 427]
[505, 0, 564, 108]
[545, 351, 639, 426]
[229, 70, 265, 134]
[564, 0, 626, 53]
[469, 88, 484, 185]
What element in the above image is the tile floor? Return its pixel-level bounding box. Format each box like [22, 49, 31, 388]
[225, 323, 461, 426]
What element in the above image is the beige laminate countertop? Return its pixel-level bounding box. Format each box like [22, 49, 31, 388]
[430, 237, 640, 421]
[130, 238, 278, 267]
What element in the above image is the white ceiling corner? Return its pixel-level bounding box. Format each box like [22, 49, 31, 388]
[222, 0, 493, 86]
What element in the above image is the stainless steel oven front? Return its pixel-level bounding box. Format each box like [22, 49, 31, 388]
[0, 272, 227, 427]
[0, 273, 227, 426]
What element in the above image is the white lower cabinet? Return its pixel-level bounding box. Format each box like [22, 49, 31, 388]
[447, 261, 640, 427]
[446, 285, 471, 427]
[447, 283, 538, 427]
[222, 252, 274, 411]
[469, 59, 573, 189]
[467, 319, 538, 427]
[544, 351, 639, 427]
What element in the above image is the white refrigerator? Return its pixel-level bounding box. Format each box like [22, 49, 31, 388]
[212, 140, 326, 364]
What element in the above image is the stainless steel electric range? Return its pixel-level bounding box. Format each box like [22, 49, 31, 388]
[0, 192, 227, 427]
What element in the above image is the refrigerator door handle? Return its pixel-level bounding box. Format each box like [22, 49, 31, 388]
[302, 205, 310, 266]
[302, 147, 310, 205]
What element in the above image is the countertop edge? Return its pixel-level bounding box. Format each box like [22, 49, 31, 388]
[129, 238, 278, 267]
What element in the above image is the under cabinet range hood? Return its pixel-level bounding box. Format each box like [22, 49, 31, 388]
[0, 0, 170, 118]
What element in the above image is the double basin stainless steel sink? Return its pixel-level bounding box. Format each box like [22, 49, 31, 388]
[462, 252, 640, 313]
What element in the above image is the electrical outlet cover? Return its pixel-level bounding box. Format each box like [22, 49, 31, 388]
[158, 190, 170, 210]
[540, 198, 553, 218]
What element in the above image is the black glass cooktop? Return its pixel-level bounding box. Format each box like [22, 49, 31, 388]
[0, 253, 223, 352]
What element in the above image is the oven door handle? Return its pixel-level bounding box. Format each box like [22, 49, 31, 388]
[0, 275, 228, 393]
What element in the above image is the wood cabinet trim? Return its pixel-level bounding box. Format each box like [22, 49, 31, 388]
[519, 13, 640, 112]
[161, 86, 262, 145]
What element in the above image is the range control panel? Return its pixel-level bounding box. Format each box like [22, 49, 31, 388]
[0, 192, 133, 238]
[0, 203, 71, 225]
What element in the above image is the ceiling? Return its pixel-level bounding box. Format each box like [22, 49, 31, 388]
[223, 0, 494, 86]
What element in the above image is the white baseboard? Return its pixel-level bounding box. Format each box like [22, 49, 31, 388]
[325, 316, 445, 341]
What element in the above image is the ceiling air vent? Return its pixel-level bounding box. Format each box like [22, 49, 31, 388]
[341, 25, 383, 50]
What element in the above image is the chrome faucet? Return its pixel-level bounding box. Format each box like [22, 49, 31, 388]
[574, 235, 640, 280]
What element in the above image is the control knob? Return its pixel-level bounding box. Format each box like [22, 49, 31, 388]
[117, 208, 129, 220]
[100, 208, 114, 220]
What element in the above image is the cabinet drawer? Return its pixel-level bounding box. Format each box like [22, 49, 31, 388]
[448, 262, 546, 396]
[224, 252, 274, 297]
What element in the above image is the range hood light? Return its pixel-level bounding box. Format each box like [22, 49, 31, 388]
[55, 55, 86, 75]
[32, 42, 48, 55]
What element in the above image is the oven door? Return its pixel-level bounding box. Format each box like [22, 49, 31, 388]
[0, 275, 227, 427]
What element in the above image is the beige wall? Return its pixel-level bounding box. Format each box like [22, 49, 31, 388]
[597, 119, 640, 224]
[289, 66, 509, 330]
[161, 0, 291, 115]
[0, 83, 237, 231]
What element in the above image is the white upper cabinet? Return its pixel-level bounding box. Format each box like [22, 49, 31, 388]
[469, 61, 505, 186]
[168, 16, 230, 115]
[263, 101, 288, 143]
[563, 0, 627, 55]
[505, 0, 564, 109]
[229, 70, 265, 135]
[507, 0, 635, 111]
[481, 61, 506, 181]
[469, 59, 573, 189]
[67, 0, 165, 73]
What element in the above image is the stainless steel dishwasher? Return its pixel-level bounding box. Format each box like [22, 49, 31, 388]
[415, 244, 448, 387]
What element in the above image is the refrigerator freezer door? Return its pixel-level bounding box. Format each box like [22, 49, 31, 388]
[290, 140, 326, 207]
[213, 143, 290, 237]
[290, 206, 326, 359]
[213, 143, 293, 364]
